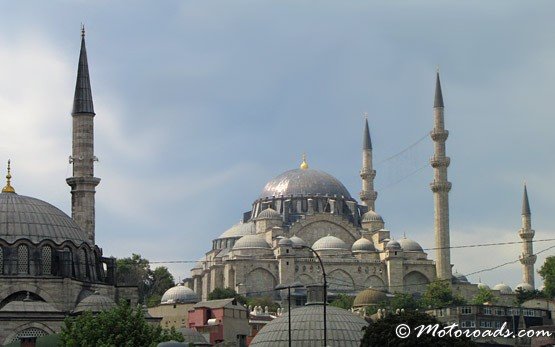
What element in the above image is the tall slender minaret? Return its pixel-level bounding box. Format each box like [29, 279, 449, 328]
[66, 27, 100, 245]
[359, 116, 377, 211]
[519, 184, 536, 289]
[430, 71, 452, 281]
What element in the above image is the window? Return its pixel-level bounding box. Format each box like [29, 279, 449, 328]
[494, 321, 502, 328]
[461, 321, 475, 328]
[17, 244, 29, 274]
[483, 307, 492, 315]
[495, 308, 504, 315]
[460, 306, 472, 314]
[42, 246, 52, 275]
[479, 321, 493, 329]
[79, 249, 88, 278]
[0, 247, 3, 274]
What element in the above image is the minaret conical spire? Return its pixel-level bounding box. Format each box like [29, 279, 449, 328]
[72, 25, 95, 115]
[522, 184, 531, 216]
[360, 114, 377, 210]
[434, 69, 444, 108]
[518, 183, 536, 289]
[363, 118, 372, 150]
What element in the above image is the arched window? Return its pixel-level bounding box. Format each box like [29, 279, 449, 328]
[17, 244, 29, 274]
[42, 246, 52, 275]
[79, 248, 88, 278]
[64, 246, 74, 277]
[0, 247, 3, 274]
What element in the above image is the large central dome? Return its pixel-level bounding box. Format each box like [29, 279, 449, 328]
[0, 192, 87, 245]
[260, 168, 352, 200]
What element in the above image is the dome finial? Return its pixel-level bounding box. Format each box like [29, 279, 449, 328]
[300, 153, 309, 170]
[2, 160, 15, 193]
[81, 23, 85, 38]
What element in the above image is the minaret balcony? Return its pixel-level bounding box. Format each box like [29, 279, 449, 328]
[518, 228, 535, 239]
[359, 169, 376, 179]
[519, 254, 537, 265]
[359, 191, 377, 201]
[430, 156, 450, 168]
[430, 130, 449, 142]
[430, 181, 452, 192]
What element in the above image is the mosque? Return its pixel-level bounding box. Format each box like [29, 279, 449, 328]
[183, 71, 539, 306]
[0, 30, 138, 343]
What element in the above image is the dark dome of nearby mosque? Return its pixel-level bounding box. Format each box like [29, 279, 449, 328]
[353, 288, 388, 308]
[452, 271, 469, 284]
[161, 284, 198, 304]
[259, 168, 352, 200]
[74, 292, 116, 313]
[176, 327, 209, 344]
[0, 192, 88, 245]
[250, 305, 367, 346]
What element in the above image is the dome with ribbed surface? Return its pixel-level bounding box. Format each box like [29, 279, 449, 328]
[398, 237, 423, 252]
[250, 305, 367, 346]
[217, 221, 255, 239]
[452, 271, 469, 284]
[290, 236, 307, 248]
[492, 283, 513, 294]
[161, 284, 199, 304]
[312, 235, 348, 251]
[176, 327, 209, 344]
[0, 192, 87, 245]
[74, 292, 116, 313]
[256, 208, 281, 220]
[233, 234, 271, 250]
[515, 283, 534, 292]
[385, 239, 401, 250]
[353, 288, 388, 308]
[362, 210, 383, 223]
[260, 169, 352, 200]
[351, 237, 376, 253]
[278, 237, 293, 247]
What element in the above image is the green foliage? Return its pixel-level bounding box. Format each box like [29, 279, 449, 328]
[471, 287, 497, 305]
[116, 254, 175, 306]
[388, 292, 423, 311]
[515, 288, 546, 305]
[247, 296, 281, 313]
[539, 256, 555, 298]
[208, 287, 247, 305]
[60, 300, 183, 347]
[421, 280, 466, 309]
[329, 294, 354, 310]
[360, 310, 476, 346]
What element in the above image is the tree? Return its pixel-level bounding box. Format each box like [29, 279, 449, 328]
[60, 300, 183, 347]
[515, 288, 546, 305]
[208, 287, 247, 305]
[116, 254, 175, 306]
[471, 287, 497, 305]
[539, 256, 555, 298]
[389, 292, 423, 311]
[360, 310, 476, 346]
[421, 280, 466, 309]
[247, 296, 281, 313]
[330, 294, 354, 310]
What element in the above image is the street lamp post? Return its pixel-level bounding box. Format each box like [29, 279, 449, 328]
[293, 244, 327, 347]
[275, 282, 304, 347]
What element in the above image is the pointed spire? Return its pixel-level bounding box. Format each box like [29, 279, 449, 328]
[363, 116, 372, 150]
[434, 68, 444, 108]
[300, 154, 309, 170]
[522, 184, 531, 215]
[72, 26, 95, 115]
[2, 160, 15, 194]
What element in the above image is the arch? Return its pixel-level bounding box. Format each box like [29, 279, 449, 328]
[328, 269, 355, 292]
[296, 273, 315, 286]
[4, 322, 55, 345]
[245, 267, 277, 297]
[292, 220, 357, 247]
[17, 244, 29, 274]
[0, 284, 56, 307]
[364, 275, 387, 290]
[403, 271, 430, 294]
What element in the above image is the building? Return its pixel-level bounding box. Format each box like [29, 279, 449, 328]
[148, 284, 200, 330]
[0, 29, 138, 344]
[188, 298, 250, 346]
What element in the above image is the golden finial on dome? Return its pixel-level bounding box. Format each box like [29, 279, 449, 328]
[300, 153, 309, 170]
[2, 160, 15, 193]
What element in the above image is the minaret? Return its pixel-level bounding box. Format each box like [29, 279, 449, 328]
[66, 27, 100, 245]
[359, 115, 377, 210]
[430, 71, 452, 281]
[519, 184, 536, 289]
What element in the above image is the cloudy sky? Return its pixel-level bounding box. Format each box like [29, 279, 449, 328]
[0, 1, 553, 288]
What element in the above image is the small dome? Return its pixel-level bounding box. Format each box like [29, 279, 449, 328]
[278, 237, 293, 247]
[492, 283, 513, 294]
[351, 237, 376, 253]
[515, 283, 534, 292]
[452, 271, 469, 284]
[385, 239, 401, 250]
[398, 237, 423, 252]
[257, 208, 281, 220]
[353, 288, 388, 308]
[0, 300, 59, 313]
[161, 284, 198, 304]
[233, 234, 271, 250]
[176, 327, 209, 344]
[74, 292, 116, 313]
[362, 210, 383, 223]
[290, 235, 307, 248]
[312, 235, 348, 251]
[217, 221, 256, 239]
[477, 282, 491, 290]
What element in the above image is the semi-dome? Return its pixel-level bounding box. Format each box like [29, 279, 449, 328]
[233, 234, 271, 250]
[492, 283, 513, 294]
[259, 168, 352, 200]
[217, 221, 255, 239]
[515, 283, 534, 292]
[362, 210, 383, 223]
[353, 288, 388, 308]
[74, 292, 116, 313]
[0, 192, 88, 245]
[161, 284, 198, 304]
[289, 235, 307, 248]
[256, 208, 281, 220]
[250, 305, 367, 346]
[398, 237, 423, 252]
[351, 237, 376, 253]
[312, 235, 348, 251]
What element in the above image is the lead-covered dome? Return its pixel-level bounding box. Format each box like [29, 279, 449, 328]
[351, 237, 376, 253]
[217, 221, 255, 239]
[398, 237, 424, 252]
[260, 169, 352, 200]
[0, 192, 87, 245]
[492, 283, 513, 294]
[312, 235, 348, 251]
[233, 235, 271, 250]
[161, 284, 198, 304]
[74, 292, 116, 313]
